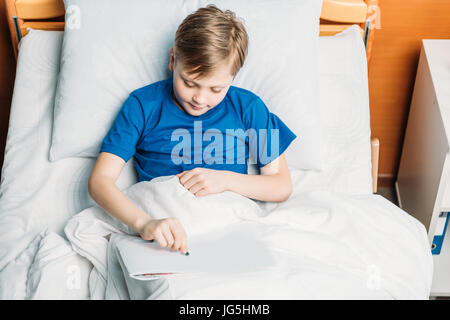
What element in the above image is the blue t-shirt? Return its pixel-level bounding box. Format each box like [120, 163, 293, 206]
[100, 76, 297, 182]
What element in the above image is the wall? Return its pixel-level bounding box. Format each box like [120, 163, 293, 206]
[369, 0, 450, 186]
[0, 1, 15, 179]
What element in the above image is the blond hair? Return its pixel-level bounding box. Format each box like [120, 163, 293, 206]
[174, 5, 249, 79]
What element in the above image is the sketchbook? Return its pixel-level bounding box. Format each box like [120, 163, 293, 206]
[115, 222, 275, 280]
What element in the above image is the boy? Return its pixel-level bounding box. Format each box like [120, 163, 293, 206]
[88, 5, 296, 256]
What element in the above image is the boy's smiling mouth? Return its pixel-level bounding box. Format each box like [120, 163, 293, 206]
[189, 103, 204, 111]
[172, 87, 211, 114]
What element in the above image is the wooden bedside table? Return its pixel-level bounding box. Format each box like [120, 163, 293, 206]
[396, 39, 450, 297]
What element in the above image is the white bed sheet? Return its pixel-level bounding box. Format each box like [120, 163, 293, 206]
[0, 29, 432, 299]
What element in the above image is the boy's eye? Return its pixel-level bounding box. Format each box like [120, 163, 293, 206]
[184, 80, 221, 93]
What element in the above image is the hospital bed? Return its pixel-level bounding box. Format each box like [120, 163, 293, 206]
[0, 0, 433, 299]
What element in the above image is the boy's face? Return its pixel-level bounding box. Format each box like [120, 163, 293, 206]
[169, 47, 234, 116]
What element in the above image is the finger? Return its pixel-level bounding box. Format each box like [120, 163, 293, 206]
[171, 233, 183, 251]
[189, 182, 205, 195]
[161, 226, 175, 249]
[185, 176, 203, 191]
[153, 231, 167, 248]
[179, 170, 197, 185]
[195, 188, 209, 197]
[176, 171, 186, 178]
[181, 239, 188, 255]
[168, 223, 182, 251]
[171, 221, 188, 254]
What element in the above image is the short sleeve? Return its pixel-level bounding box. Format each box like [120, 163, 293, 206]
[100, 94, 145, 162]
[243, 96, 297, 167]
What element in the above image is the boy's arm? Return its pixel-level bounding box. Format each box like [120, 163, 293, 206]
[88, 152, 152, 232]
[177, 153, 293, 202]
[225, 153, 293, 202]
[89, 152, 188, 253]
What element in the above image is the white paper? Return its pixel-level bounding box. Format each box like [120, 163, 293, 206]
[116, 222, 275, 279]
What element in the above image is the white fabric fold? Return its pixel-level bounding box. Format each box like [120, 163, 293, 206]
[63, 175, 433, 299]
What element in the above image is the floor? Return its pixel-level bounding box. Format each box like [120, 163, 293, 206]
[376, 187, 399, 206]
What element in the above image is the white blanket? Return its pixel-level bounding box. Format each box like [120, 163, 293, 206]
[63, 176, 433, 299]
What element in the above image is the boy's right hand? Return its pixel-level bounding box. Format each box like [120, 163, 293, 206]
[138, 218, 188, 254]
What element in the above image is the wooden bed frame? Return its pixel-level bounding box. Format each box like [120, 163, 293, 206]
[3, 0, 380, 193]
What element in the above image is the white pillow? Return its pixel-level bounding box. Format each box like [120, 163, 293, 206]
[320, 25, 372, 194]
[50, 0, 323, 170]
[292, 25, 373, 195]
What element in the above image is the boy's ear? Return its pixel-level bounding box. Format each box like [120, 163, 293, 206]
[169, 47, 174, 72]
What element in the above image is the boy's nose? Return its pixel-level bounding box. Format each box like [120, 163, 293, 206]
[193, 92, 207, 106]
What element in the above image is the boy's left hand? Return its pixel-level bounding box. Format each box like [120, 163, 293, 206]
[176, 168, 229, 197]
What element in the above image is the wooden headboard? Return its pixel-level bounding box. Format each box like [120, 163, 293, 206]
[3, 0, 380, 193]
